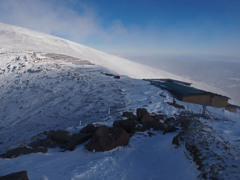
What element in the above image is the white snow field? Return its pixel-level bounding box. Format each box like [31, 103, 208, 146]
[0, 23, 228, 96]
[0, 23, 239, 179]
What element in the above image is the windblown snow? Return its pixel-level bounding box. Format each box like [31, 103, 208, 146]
[0, 23, 230, 97]
[0, 23, 177, 80]
[0, 23, 239, 180]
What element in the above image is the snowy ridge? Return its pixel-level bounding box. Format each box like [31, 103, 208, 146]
[0, 23, 177, 79]
[0, 23, 229, 97]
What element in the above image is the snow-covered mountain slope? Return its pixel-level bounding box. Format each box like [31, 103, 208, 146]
[0, 23, 229, 97]
[0, 23, 239, 179]
[0, 50, 176, 149]
[0, 49, 200, 179]
[0, 23, 178, 80]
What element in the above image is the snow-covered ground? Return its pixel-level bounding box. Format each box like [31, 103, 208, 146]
[0, 50, 178, 150]
[0, 23, 240, 179]
[0, 50, 199, 179]
[0, 132, 198, 180]
[0, 23, 227, 97]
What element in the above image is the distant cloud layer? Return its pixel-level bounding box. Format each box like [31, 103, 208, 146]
[0, 0, 101, 41]
[0, 0, 239, 57]
[0, 0, 155, 54]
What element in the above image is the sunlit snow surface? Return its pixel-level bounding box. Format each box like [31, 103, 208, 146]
[0, 50, 198, 179]
[0, 23, 240, 179]
[0, 50, 178, 149]
[0, 50, 239, 180]
[0, 23, 228, 96]
[1, 133, 198, 180]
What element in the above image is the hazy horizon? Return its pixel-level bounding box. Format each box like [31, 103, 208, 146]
[122, 54, 240, 106]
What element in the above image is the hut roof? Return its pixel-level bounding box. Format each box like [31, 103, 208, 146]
[147, 79, 229, 100]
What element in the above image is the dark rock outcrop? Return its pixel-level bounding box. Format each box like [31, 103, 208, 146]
[80, 123, 96, 134]
[85, 126, 129, 152]
[67, 133, 92, 151]
[172, 131, 185, 147]
[122, 112, 137, 120]
[0, 170, 29, 180]
[46, 130, 71, 148]
[152, 114, 165, 121]
[136, 124, 145, 132]
[0, 146, 47, 158]
[136, 108, 153, 123]
[114, 75, 120, 79]
[113, 119, 136, 134]
[135, 109, 165, 131]
[142, 120, 162, 131]
[164, 117, 176, 125]
[47, 130, 71, 144]
[163, 126, 178, 135]
[167, 102, 185, 109]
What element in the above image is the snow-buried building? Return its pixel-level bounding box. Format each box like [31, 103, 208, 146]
[147, 79, 229, 108]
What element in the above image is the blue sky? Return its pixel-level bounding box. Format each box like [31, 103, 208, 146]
[0, 0, 239, 57]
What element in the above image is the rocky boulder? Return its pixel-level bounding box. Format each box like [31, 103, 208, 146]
[163, 125, 178, 135]
[152, 114, 165, 121]
[0, 146, 48, 158]
[142, 120, 164, 131]
[80, 123, 96, 134]
[136, 108, 153, 123]
[46, 130, 71, 148]
[47, 130, 71, 144]
[122, 112, 137, 120]
[164, 117, 176, 125]
[113, 119, 136, 135]
[85, 126, 129, 152]
[67, 133, 92, 151]
[0, 170, 29, 180]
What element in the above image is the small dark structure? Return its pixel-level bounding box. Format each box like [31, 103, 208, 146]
[147, 79, 230, 108]
[226, 104, 239, 113]
[101, 72, 120, 79]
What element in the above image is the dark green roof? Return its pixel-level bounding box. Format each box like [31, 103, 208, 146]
[147, 79, 229, 100]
